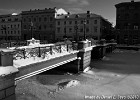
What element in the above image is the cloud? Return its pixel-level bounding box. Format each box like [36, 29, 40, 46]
[67, 8, 86, 13]
[50, 0, 90, 6]
[0, 9, 21, 15]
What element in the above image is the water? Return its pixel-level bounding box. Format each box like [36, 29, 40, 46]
[16, 49, 140, 100]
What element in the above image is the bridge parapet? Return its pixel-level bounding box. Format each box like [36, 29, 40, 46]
[0, 49, 18, 100]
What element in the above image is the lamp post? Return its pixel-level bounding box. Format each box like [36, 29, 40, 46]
[75, 22, 79, 42]
[30, 21, 34, 39]
[83, 19, 87, 40]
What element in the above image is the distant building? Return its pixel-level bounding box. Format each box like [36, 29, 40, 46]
[21, 8, 56, 42]
[0, 14, 21, 42]
[115, 0, 140, 44]
[55, 11, 112, 41]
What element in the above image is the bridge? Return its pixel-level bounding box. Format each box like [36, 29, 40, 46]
[0, 40, 116, 100]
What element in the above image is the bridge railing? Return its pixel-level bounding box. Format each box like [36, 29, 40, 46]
[13, 42, 78, 60]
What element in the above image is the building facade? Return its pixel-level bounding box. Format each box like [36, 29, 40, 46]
[55, 11, 112, 41]
[115, 0, 140, 44]
[0, 14, 21, 42]
[21, 8, 56, 42]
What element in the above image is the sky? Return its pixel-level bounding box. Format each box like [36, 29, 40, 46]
[0, 0, 138, 25]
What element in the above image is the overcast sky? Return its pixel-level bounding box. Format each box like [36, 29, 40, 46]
[0, 0, 137, 25]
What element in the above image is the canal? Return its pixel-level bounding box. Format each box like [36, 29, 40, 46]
[16, 49, 140, 100]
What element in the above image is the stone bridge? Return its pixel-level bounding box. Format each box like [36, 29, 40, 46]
[0, 41, 116, 100]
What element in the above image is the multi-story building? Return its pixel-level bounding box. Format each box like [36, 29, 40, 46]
[21, 8, 56, 42]
[55, 11, 112, 41]
[115, 0, 140, 44]
[0, 14, 22, 42]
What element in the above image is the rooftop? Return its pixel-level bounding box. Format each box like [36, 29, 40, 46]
[115, 0, 140, 7]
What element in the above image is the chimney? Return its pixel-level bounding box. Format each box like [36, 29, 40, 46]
[131, 0, 134, 2]
[75, 14, 79, 18]
[65, 16, 67, 18]
[87, 11, 90, 14]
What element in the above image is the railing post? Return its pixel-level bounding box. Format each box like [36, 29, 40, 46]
[60, 44, 62, 53]
[50, 46, 53, 55]
[67, 44, 69, 52]
[22, 49, 26, 59]
[38, 47, 41, 57]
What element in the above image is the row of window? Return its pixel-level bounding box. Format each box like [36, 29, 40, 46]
[23, 24, 53, 30]
[23, 17, 54, 22]
[57, 20, 98, 25]
[1, 30, 21, 34]
[57, 26, 98, 33]
[1, 24, 20, 29]
[117, 13, 139, 19]
[0, 18, 20, 22]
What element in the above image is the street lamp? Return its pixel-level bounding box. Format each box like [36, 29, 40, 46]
[1, 26, 8, 41]
[74, 21, 79, 42]
[83, 19, 87, 40]
[30, 21, 34, 39]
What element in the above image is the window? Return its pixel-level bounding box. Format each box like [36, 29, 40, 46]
[34, 18, 36, 22]
[18, 31, 20, 34]
[94, 26, 98, 32]
[11, 25, 13, 28]
[50, 17, 53, 21]
[50, 24, 53, 28]
[14, 31, 16, 34]
[8, 19, 11, 21]
[44, 25, 47, 29]
[11, 31, 13, 34]
[69, 21, 72, 25]
[80, 28, 83, 32]
[44, 17, 47, 21]
[57, 27, 60, 33]
[14, 25, 16, 28]
[117, 15, 121, 19]
[29, 18, 31, 22]
[75, 21, 77, 24]
[64, 21, 66, 25]
[86, 27, 89, 32]
[69, 28, 72, 32]
[87, 20, 89, 24]
[24, 25, 27, 29]
[57, 21, 60, 25]
[81, 20, 83, 24]
[18, 24, 20, 28]
[134, 24, 139, 30]
[15, 18, 18, 21]
[24, 18, 26, 22]
[39, 17, 41, 22]
[39, 25, 41, 30]
[94, 20, 97, 24]
[64, 27, 66, 33]
[125, 13, 129, 19]
[134, 13, 139, 19]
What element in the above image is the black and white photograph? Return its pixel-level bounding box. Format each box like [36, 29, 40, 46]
[0, 0, 140, 100]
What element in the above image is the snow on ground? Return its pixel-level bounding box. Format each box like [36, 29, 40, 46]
[16, 49, 140, 100]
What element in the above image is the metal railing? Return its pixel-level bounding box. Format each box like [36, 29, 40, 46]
[13, 42, 78, 60]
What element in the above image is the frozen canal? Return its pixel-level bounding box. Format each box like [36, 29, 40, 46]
[16, 49, 140, 100]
